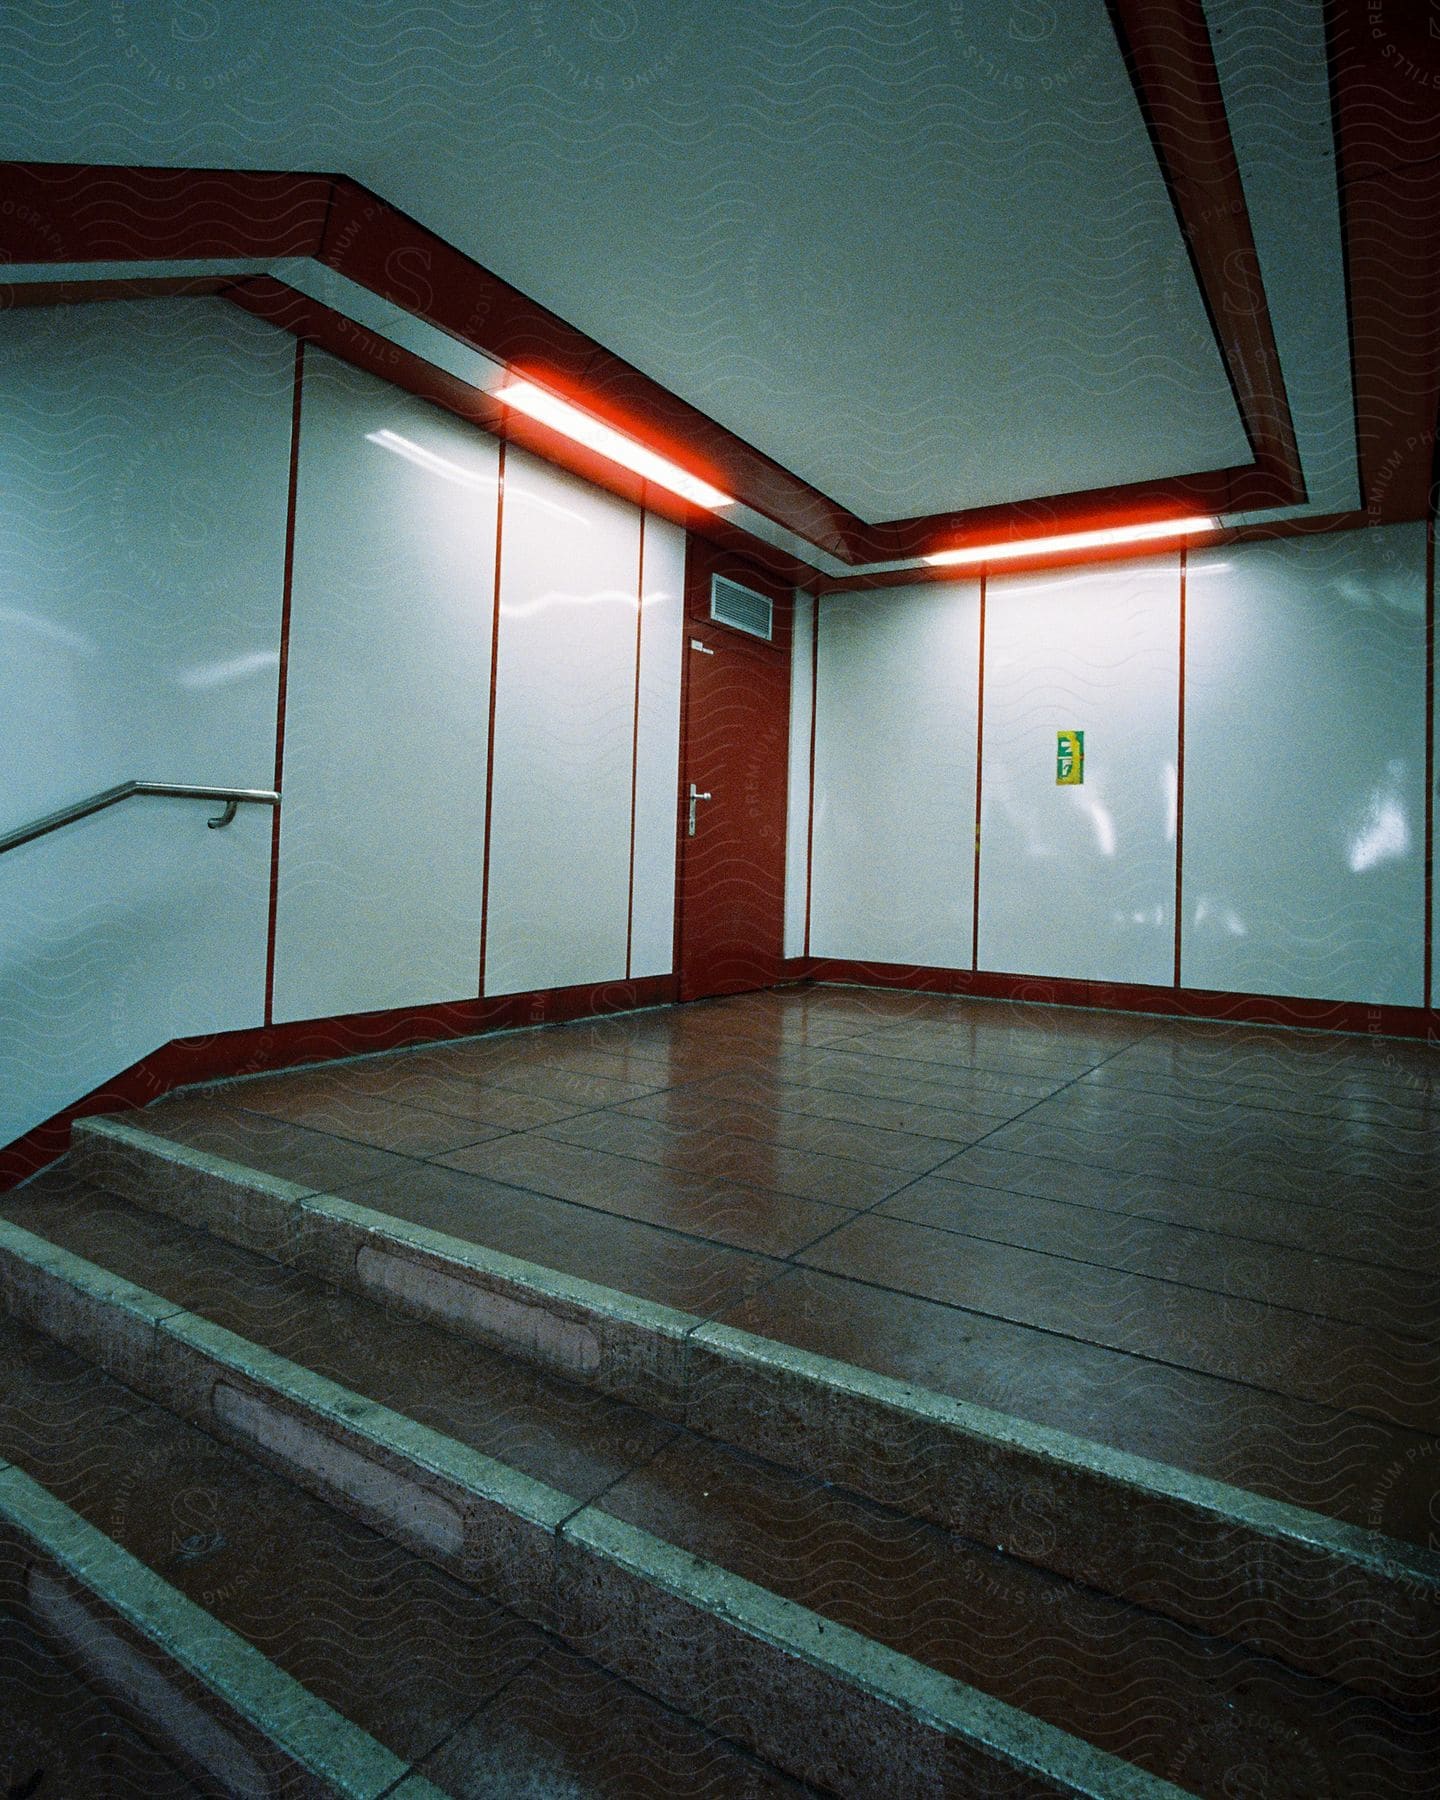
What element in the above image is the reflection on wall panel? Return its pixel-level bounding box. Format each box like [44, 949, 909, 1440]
[1183, 528, 1427, 1006]
[978, 559, 1180, 986]
[628, 514, 685, 980]
[485, 450, 642, 997]
[272, 351, 498, 1022]
[810, 583, 980, 967]
[0, 299, 290, 1146]
[784, 590, 815, 959]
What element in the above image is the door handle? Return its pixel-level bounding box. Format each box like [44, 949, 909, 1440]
[687, 783, 712, 837]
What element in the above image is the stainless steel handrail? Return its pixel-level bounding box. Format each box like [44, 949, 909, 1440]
[0, 782, 281, 856]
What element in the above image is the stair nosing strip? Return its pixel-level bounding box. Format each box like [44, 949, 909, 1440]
[69, 1113, 1440, 1591]
[0, 1212, 1192, 1797]
[0, 1460, 416, 1800]
[559, 1506, 1194, 1800]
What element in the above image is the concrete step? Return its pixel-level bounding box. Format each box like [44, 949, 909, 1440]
[66, 1111, 1440, 1703]
[0, 1605, 208, 1799]
[0, 1309, 812, 1799]
[3, 1174, 1437, 1795]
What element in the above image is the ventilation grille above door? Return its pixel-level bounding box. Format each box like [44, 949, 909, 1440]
[710, 575, 773, 642]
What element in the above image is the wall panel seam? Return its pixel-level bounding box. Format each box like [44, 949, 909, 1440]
[264, 338, 305, 1029]
[477, 441, 507, 998]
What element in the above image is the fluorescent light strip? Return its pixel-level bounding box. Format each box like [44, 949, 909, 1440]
[496, 379, 735, 511]
[924, 515, 1221, 568]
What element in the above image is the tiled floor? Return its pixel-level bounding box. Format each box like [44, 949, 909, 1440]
[136, 985, 1440, 1545]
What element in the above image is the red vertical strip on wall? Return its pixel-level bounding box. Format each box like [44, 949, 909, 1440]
[1174, 545, 1188, 989]
[970, 572, 987, 972]
[264, 338, 305, 1028]
[625, 511, 648, 979]
[477, 441, 507, 998]
[1425, 514, 1435, 1013]
[803, 595, 820, 958]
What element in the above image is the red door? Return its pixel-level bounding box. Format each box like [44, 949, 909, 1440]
[675, 540, 794, 1001]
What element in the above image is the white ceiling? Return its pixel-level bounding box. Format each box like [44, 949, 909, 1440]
[0, 1, 1344, 527]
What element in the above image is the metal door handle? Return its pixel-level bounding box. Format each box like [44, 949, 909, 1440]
[687, 783, 712, 837]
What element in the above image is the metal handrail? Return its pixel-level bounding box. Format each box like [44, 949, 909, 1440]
[0, 781, 280, 856]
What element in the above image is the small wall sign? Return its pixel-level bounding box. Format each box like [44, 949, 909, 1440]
[1056, 730, 1084, 785]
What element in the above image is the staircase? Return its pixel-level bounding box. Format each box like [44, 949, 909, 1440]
[0, 1104, 1436, 1797]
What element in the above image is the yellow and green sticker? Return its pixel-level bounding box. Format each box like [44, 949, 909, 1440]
[1056, 730, 1084, 785]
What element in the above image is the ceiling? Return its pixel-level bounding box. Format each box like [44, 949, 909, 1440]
[0, 1, 1431, 578]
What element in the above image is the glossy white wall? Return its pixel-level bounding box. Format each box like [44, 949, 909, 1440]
[271, 351, 499, 1022]
[810, 582, 980, 967]
[977, 558, 1180, 986]
[783, 590, 815, 959]
[628, 514, 686, 981]
[1183, 527, 1427, 1006]
[0, 299, 291, 1146]
[484, 450, 647, 997]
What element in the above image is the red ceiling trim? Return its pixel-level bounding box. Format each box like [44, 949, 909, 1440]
[222, 273, 825, 590]
[0, 161, 330, 262]
[317, 176, 859, 562]
[0, 149, 1296, 568]
[0, 275, 235, 307]
[1104, 0, 1305, 508]
[809, 508, 1397, 593]
[1325, 2, 1440, 524]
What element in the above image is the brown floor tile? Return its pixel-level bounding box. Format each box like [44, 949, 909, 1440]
[1076, 1061, 1440, 1126]
[822, 1029, 1113, 1081]
[221, 1084, 506, 1157]
[707, 1265, 1440, 1545]
[406, 1047, 668, 1108]
[984, 1108, 1440, 1204]
[532, 1110, 915, 1205]
[935, 1143, 1440, 1271]
[874, 1178, 1436, 1334]
[335, 1160, 780, 1318]
[613, 1078, 969, 1167]
[419, 1642, 811, 1797]
[136, 1097, 417, 1194]
[590, 1436, 1438, 1798]
[765, 1044, 1066, 1114]
[795, 1212, 1440, 1426]
[432, 1134, 853, 1258]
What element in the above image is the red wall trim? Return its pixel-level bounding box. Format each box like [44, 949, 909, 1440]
[802, 959, 1438, 1041]
[477, 441, 507, 998]
[264, 339, 305, 1027]
[1173, 545, 1188, 988]
[625, 511, 647, 980]
[0, 976, 676, 1193]
[1426, 514, 1435, 1011]
[971, 573, 987, 973]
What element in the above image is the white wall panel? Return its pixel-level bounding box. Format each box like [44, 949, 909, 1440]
[0, 299, 290, 1146]
[1183, 528, 1426, 1006]
[628, 514, 685, 980]
[810, 582, 980, 967]
[272, 351, 498, 1021]
[484, 451, 642, 997]
[978, 559, 1180, 986]
[783, 590, 815, 959]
